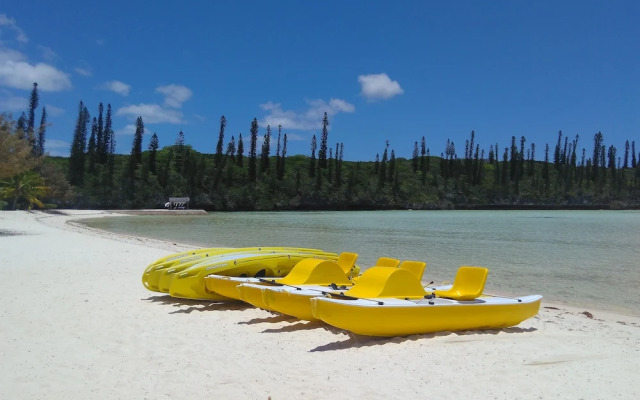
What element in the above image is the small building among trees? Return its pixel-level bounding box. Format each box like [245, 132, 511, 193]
[166, 197, 190, 210]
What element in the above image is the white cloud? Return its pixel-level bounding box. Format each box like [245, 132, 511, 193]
[38, 45, 58, 62]
[0, 17, 70, 92]
[114, 124, 137, 136]
[45, 104, 64, 116]
[0, 48, 26, 63]
[47, 139, 68, 148]
[74, 67, 92, 77]
[102, 80, 131, 96]
[283, 132, 304, 141]
[156, 84, 192, 108]
[44, 139, 70, 156]
[0, 60, 72, 91]
[260, 98, 355, 131]
[358, 73, 404, 101]
[42, 139, 70, 156]
[0, 14, 28, 43]
[116, 103, 184, 124]
[0, 90, 26, 111]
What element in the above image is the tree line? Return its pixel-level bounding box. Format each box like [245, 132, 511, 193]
[2, 85, 639, 210]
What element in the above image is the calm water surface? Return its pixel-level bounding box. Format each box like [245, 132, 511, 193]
[83, 210, 640, 316]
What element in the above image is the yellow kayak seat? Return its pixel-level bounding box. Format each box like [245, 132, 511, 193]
[336, 252, 359, 277]
[342, 267, 427, 299]
[277, 258, 353, 286]
[431, 266, 488, 300]
[398, 260, 426, 280]
[374, 257, 401, 268]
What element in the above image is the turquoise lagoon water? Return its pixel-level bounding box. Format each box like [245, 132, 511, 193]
[82, 210, 640, 316]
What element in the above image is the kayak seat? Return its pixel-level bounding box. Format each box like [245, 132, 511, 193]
[375, 257, 401, 268]
[343, 267, 427, 299]
[432, 266, 489, 301]
[278, 258, 352, 286]
[336, 252, 359, 275]
[398, 260, 426, 280]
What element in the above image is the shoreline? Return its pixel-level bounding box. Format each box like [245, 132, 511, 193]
[71, 210, 640, 317]
[1, 210, 639, 399]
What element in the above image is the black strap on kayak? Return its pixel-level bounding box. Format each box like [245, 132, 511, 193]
[257, 278, 283, 286]
[330, 291, 384, 306]
[329, 283, 348, 290]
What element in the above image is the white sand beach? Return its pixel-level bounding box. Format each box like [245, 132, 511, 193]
[1, 210, 639, 399]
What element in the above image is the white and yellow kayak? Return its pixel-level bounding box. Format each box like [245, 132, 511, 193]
[144, 247, 228, 271]
[142, 247, 329, 292]
[307, 266, 542, 337]
[168, 250, 339, 301]
[310, 294, 542, 337]
[206, 254, 413, 306]
[152, 247, 332, 293]
[256, 260, 430, 320]
[205, 252, 363, 302]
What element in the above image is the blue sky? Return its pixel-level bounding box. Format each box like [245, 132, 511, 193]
[1, 1, 638, 161]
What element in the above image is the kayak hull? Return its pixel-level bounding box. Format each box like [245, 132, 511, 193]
[168, 252, 337, 300]
[204, 258, 352, 302]
[237, 283, 279, 311]
[310, 294, 542, 337]
[203, 276, 263, 301]
[142, 247, 328, 292]
[260, 283, 453, 322]
[261, 287, 323, 321]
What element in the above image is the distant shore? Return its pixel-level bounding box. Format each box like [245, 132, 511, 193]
[43, 203, 640, 214]
[1, 210, 639, 399]
[101, 209, 208, 215]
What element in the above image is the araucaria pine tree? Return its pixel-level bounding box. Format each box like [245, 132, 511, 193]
[127, 116, 145, 198]
[309, 135, 317, 178]
[68, 101, 90, 186]
[87, 117, 98, 171]
[148, 133, 159, 174]
[101, 104, 114, 164]
[275, 125, 282, 177]
[278, 133, 287, 180]
[318, 112, 329, 169]
[248, 118, 258, 182]
[592, 132, 604, 180]
[95, 103, 104, 161]
[236, 133, 244, 167]
[226, 136, 236, 163]
[131, 116, 144, 165]
[36, 106, 47, 156]
[215, 115, 226, 168]
[27, 82, 39, 152]
[261, 125, 271, 173]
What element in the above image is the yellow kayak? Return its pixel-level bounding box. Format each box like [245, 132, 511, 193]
[142, 247, 328, 292]
[308, 266, 542, 336]
[259, 260, 429, 321]
[144, 247, 228, 271]
[204, 252, 362, 302]
[168, 250, 338, 301]
[310, 294, 542, 337]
